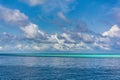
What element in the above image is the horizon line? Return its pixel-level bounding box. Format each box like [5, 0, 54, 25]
[0, 53, 120, 58]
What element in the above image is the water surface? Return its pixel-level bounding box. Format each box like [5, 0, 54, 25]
[0, 56, 120, 80]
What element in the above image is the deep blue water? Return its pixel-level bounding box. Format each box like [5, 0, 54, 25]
[0, 56, 120, 80]
[1, 66, 120, 80]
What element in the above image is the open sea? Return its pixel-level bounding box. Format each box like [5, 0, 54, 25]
[0, 54, 120, 80]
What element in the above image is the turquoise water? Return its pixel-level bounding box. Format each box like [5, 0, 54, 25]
[1, 53, 120, 58]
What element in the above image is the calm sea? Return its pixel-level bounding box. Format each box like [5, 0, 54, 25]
[0, 56, 120, 80]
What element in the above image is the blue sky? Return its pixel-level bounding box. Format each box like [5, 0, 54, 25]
[0, 0, 120, 52]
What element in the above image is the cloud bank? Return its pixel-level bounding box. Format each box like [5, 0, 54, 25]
[0, 4, 120, 52]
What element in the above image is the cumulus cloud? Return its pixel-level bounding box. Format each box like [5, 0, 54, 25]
[0, 5, 46, 39]
[0, 6, 28, 26]
[0, 5, 120, 52]
[102, 25, 120, 38]
[20, 23, 45, 38]
[21, 23, 39, 38]
[0, 30, 114, 51]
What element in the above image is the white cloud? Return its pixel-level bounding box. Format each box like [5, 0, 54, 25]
[102, 25, 120, 38]
[21, 23, 40, 38]
[57, 12, 68, 22]
[50, 34, 64, 44]
[33, 45, 41, 50]
[0, 6, 28, 25]
[75, 42, 91, 50]
[0, 6, 46, 39]
[53, 44, 63, 50]
[47, 34, 58, 43]
[0, 30, 116, 51]
[82, 34, 94, 43]
[53, 42, 91, 51]
[61, 33, 75, 43]
[94, 42, 111, 50]
[1, 6, 120, 52]
[32, 44, 48, 50]
[21, 23, 45, 39]
[22, 0, 46, 6]
[22, 0, 75, 14]
[0, 46, 3, 50]
[16, 43, 22, 50]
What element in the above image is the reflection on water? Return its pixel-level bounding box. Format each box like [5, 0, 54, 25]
[0, 57, 120, 80]
[0, 56, 120, 68]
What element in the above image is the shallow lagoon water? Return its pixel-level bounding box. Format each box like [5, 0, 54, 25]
[0, 56, 120, 80]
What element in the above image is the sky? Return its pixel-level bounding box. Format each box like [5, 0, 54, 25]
[0, 0, 120, 53]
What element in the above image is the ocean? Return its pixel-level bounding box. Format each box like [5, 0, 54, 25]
[0, 56, 120, 80]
